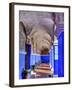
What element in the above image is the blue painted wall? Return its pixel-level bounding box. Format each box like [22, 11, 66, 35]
[54, 60, 58, 75]
[58, 32, 64, 77]
[19, 53, 25, 79]
[41, 55, 49, 63]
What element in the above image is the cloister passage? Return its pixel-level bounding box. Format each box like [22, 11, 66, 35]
[19, 21, 64, 79]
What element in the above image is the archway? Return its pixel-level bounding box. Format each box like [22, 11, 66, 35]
[19, 22, 31, 79]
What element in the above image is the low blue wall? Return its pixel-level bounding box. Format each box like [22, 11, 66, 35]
[19, 53, 25, 79]
[41, 55, 49, 63]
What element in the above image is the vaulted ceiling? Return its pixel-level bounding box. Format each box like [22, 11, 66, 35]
[19, 11, 64, 54]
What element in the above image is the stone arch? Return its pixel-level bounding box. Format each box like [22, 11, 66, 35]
[19, 21, 27, 51]
[30, 28, 52, 54]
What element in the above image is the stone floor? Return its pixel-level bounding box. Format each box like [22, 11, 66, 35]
[30, 63, 53, 78]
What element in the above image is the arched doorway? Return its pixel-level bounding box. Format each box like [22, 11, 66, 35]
[40, 48, 50, 64]
[19, 22, 31, 79]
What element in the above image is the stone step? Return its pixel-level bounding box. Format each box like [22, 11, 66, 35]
[35, 69, 53, 75]
[36, 66, 51, 70]
[30, 63, 53, 78]
[39, 63, 50, 67]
